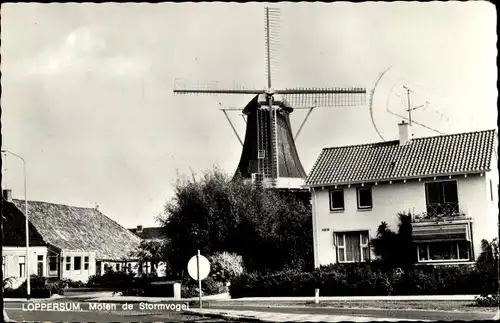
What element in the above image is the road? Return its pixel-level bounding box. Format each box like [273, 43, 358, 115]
[4, 302, 235, 322]
[5, 300, 496, 322]
[204, 303, 496, 321]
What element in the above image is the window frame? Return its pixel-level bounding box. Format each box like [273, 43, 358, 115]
[335, 231, 370, 263]
[84, 256, 90, 270]
[74, 256, 82, 271]
[48, 256, 58, 275]
[37, 255, 44, 276]
[416, 240, 472, 263]
[425, 180, 459, 215]
[356, 187, 373, 209]
[65, 256, 71, 271]
[329, 188, 345, 211]
[18, 256, 26, 277]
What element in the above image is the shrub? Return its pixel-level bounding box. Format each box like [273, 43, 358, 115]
[473, 238, 499, 307]
[209, 252, 244, 283]
[87, 271, 135, 288]
[3, 275, 66, 298]
[476, 239, 499, 295]
[474, 294, 499, 307]
[371, 213, 416, 269]
[181, 275, 226, 298]
[60, 278, 85, 288]
[230, 263, 487, 298]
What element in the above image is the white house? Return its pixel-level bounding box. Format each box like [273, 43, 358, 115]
[2, 190, 142, 283]
[305, 122, 498, 267]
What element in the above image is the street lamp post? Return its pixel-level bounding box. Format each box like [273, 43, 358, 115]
[2, 150, 30, 300]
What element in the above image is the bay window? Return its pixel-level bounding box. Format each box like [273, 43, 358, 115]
[417, 241, 471, 262]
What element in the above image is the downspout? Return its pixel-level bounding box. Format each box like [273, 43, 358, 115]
[311, 187, 319, 269]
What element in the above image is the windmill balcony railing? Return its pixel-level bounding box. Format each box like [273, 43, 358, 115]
[412, 203, 469, 223]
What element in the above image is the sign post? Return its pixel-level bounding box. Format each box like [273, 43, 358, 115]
[187, 251, 210, 310]
[197, 250, 202, 308]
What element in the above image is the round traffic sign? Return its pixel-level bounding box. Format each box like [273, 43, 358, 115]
[187, 254, 210, 281]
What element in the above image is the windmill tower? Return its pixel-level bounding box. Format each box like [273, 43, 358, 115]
[174, 7, 366, 189]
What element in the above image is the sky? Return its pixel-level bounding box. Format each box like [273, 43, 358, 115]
[1, 2, 497, 228]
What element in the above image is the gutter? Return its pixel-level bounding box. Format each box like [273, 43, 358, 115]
[303, 170, 489, 189]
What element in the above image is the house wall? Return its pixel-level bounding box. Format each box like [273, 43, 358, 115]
[2, 246, 49, 278]
[485, 150, 499, 245]
[312, 173, 493, 267]
[60, 251, 97, 283]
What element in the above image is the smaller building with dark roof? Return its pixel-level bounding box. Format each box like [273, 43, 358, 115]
[305, 122, 498, 268]
[2, 190, 141, 282]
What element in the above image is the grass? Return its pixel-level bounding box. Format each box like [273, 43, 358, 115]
[209, 300, 499, 313]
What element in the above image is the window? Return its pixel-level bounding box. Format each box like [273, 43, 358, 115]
[74, 256, 82, 271]
[18, 256, 26, 277]
[48, 257, 58, 273]
[357, 187, 372, 209]
[37, 255, 44, 276]
[84, 256, 89, 270]
[417, 241, 471, 262]
[335, 231, 370, 263]
[329, 189, 345, 211]
[425, 181, 459, 216]
[65, 257, 71, 271]
[116, 263, 120, 271]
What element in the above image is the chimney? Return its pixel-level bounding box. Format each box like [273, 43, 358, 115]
[136, 225, 143, 233]
[398, 120, 411, 145]
[3, 189, 12, 202]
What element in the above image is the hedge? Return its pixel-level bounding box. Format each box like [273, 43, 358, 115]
[229, 263, 489, 298]
[3, 275, 66, 298]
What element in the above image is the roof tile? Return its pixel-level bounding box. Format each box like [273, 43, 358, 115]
[12, 199, 141, 261]
[306, 129, 496, 186]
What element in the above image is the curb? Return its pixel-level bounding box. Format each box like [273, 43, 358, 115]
[185, 310, 264, 322]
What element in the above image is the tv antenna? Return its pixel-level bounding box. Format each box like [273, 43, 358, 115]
[174, 7, 366, 188]
[370, 66, 451, 141]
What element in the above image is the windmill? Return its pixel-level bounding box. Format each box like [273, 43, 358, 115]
[174, 7, 366, 189]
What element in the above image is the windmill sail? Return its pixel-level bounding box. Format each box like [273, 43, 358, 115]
[173, 7, 366, 189]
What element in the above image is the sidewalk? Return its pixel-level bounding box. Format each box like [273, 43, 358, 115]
[221, 295, 479, 302]
[185, 308, 429, 322]
[4, 292, 230, 303]
[4, 293, 479, 303]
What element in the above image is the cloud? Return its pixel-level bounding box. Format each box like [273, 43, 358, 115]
[26, 26, 151, 77]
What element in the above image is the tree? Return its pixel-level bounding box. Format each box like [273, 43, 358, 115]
[134, 239, 171, 276]
[157, 166, 313, 274]
[370, 213, 416, 269]
[476, 238, 499, 296]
